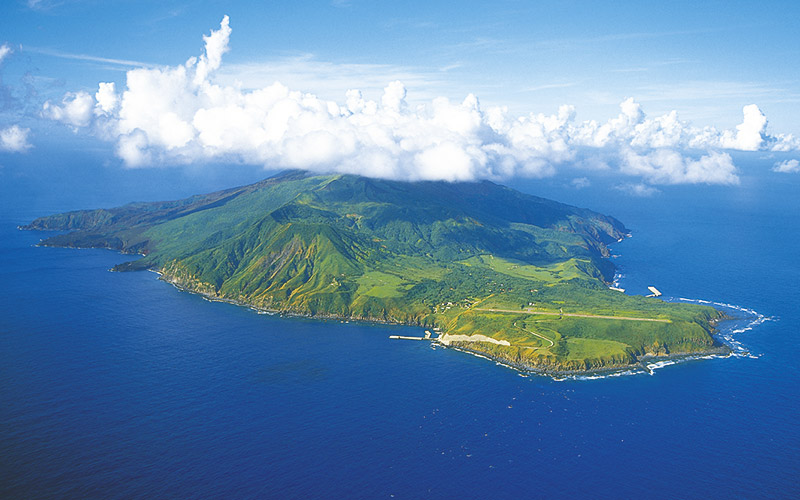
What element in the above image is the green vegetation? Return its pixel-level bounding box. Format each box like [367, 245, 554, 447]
[24, 170, 726, 373]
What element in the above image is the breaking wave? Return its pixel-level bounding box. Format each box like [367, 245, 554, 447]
[675, 297, 773, 358]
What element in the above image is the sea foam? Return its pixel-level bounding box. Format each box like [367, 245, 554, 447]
[675, 296, 774, 358]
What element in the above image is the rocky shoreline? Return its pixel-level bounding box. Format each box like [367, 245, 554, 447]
[443, 342, 732, 378]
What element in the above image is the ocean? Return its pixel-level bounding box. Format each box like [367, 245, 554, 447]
[1, 152, 798, 498]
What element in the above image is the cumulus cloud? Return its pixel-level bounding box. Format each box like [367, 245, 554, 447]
[719, 104, 767, 151]
[95, 82, 118, 115]
[620, 149, 739, 185]
[42, 91, 94, 128]
[41, 16, 800, 186]
[772, 159, 800, 173]
[0, 125, 32, 152]
[192, 15, 231, 85]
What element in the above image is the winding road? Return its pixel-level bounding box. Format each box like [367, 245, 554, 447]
[513, 321, 555, 348]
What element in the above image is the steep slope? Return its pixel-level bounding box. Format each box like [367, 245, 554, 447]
[24, 170, 726, 374]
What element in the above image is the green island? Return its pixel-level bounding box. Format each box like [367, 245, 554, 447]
[23, 170, 728, 375]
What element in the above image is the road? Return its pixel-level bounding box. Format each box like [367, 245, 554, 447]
[513, 321, 555, 348]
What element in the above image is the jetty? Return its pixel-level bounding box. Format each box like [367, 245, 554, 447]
[646, 286, 662, 297]
[389, 330, 435, 341]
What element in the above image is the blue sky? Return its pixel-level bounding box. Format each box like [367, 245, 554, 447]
[1, 0, 799, 190]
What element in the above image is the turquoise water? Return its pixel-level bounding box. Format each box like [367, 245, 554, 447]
[1, 155, 798, 498]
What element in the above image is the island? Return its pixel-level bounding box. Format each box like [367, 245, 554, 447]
[23, 170, 728, 375]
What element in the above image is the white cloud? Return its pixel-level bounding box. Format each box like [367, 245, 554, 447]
[0, 44, 12, 65]
[719, 104, 767, 151]
[768, 133, 800, 152]
[95, 82, 119, 115]
[772, 159, 800, 173]
[0, 125, 32, 152]
[42, 91, 94, 128]
[41, 15, 800, 186]
[620, 149, 739, 185]
[192, 15, 231, 86]
[615, 183, 661, 197]
[116, 129, 151, 167]
[381, 80, 407, 112]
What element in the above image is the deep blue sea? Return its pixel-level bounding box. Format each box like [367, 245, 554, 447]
[1, 152, 798, 499]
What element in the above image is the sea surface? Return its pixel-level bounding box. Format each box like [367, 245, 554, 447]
[1, 154, 798, 498]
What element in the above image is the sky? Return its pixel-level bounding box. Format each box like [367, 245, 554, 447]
[1, 0, 800, 196]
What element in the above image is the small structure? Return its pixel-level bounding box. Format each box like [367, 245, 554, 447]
[390, 330, 435, 341]
[646, 286, 662, 297]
